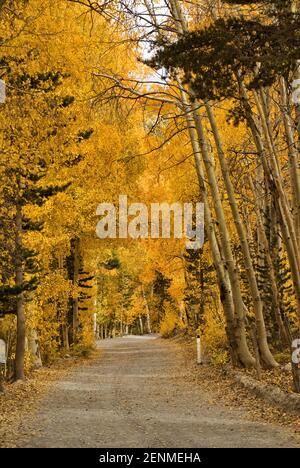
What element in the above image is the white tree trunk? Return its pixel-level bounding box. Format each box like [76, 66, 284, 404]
[28, 329, 42, 369]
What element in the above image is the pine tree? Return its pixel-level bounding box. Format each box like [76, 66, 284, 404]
[184, 246, 215, 331]
[0, 57, 81, 378]
[148, 0, 300, 101]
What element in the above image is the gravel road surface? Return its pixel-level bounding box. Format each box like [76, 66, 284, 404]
[18, 335, 299, 447]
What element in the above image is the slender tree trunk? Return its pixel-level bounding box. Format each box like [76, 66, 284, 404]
[169, 0, 254, 368]
[182, 94, 238, 355]
[28, 329, 42, 369]
[192, 108, 255, 367]
[279, 78, 300, 248]
[142, 285, 152, 334]
[205, 101, 277, 367]
[291, 2, 300, 209]
[139, 315, 144, 335]
[72, 237, 80, 344]
[63, 324, 70, 350]
[239, 79, 300, 324]
[252, 87, 300, 267]
[178, 81, 249, 366]
[250, 177, 290, 347]
[0, 369, 4, 393]
[249, 324, 262, 380]
[15, 200, 25, 381]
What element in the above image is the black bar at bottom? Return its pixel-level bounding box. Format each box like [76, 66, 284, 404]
[3, 447, 294, 465]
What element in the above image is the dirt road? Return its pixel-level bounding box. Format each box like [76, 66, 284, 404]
[17, 335, 299, 447]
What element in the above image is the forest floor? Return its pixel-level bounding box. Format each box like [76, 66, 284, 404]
[0, 352, 95, 448]
[1, 335, 299, 448]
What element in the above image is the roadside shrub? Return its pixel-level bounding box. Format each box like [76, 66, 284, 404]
[202, 307, 229, 364]
[160, 305, 185, 338]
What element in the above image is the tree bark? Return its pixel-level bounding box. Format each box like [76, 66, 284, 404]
[279, 78, 300, 249]
[250, 177, 290, 347]
[15, 200, 25, 381]
[169, 0, 255, 368]
[205, 101, 277, 367]
[72, 237, 80, 344]
[176, 78, 251, 366]
[142, 285, 152, 334]
[239, 80, 300, 325]
[139, 315, 144, 335]
[28, 329, 42, 369]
